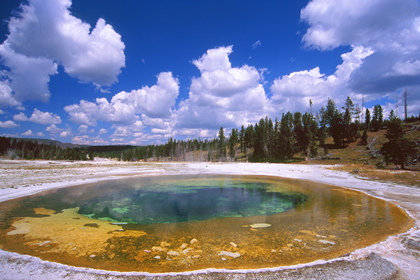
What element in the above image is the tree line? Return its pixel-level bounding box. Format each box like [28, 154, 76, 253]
[0, 137, 92, 160]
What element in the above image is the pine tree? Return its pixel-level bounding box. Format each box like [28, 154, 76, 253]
[365, 108, 371, 131]
[343, 107, 352, 142]
[272, 118, 281, 161]
[342, 105, 358, 143]
[302, 112, 318, 159]
[323, 98, 337, 131]
[228, 128, 238, 159]
[279, 112, 294, 160]
[344, 96, 355, 117]
[218, 127, 226, 160]
[266, 117, 274, 160]
[293, 112, 302, 152]
[243, 124, 254, 160]
[380, 116, 417, 169]
[253, 118, 267, 162]
[239, 125, 245, 153]
[361, 130, 368, 146]
[330, 111, 346, 147]
[371, 105, 383, 131]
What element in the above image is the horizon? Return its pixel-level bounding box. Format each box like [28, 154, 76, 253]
[1, 0, 419, 145]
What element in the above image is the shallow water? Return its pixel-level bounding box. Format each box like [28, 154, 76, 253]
[0, 175, 413, 273]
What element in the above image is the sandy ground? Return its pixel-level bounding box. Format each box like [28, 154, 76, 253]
[0, 159, 419, 280]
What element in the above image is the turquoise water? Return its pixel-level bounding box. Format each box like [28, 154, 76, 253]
[7, 175, 307, 225]
[78, 180, 306, 224]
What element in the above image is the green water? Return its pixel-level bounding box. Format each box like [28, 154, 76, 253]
[78, 181, 306, 224]
[6, 175, 307, 225]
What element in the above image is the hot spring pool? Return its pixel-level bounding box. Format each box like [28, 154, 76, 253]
[0, 175, 413, 273]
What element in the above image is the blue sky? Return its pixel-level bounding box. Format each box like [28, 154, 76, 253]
[0, 0, 419, 145]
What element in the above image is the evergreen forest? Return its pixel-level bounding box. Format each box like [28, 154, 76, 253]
[0, 137, 92, 161]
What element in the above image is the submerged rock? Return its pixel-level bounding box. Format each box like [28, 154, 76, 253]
[250, 223, 271, 228]
[152, 246, 164, 252]
[167, 250, 180, 257]
[182, 248, 193, 255]
[218, 251, 241, 258]
[319, 239, 335, 245]
[190, 238, 199, 245]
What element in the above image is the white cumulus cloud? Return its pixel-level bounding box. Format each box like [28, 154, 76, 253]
[59, 130, 72, 138]
[65, 72, 179, 127]
[270, 46, 373, 112]
[22, 130, 33, 136]
[0, 77, 23, 108]
[78, 125, 94, 134]
[98, 128, 108, 134]
[0, 45, 58, 103]
[46, 124, 63, 134]
[0, 0, 125, 104]
[0, 120, 19, 128]
[175, 46, 269, 133]
[301, 0, 420, 50]
[13, 108, 62, 125]
[45, 124, 71, 138]
[301, 0, 420, 113]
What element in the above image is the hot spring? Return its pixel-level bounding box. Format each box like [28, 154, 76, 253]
[0, 175, 413, 273]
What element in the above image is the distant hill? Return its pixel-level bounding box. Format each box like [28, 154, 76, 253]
[9, 137, 82, 149]
[8, 138, 135, 152]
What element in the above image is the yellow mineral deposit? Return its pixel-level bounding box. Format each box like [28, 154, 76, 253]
[7, 207, 146, 258]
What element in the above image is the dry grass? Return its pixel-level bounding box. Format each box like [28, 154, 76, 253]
[327, 163, 419, 187]
[307, 122, 420, 187]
